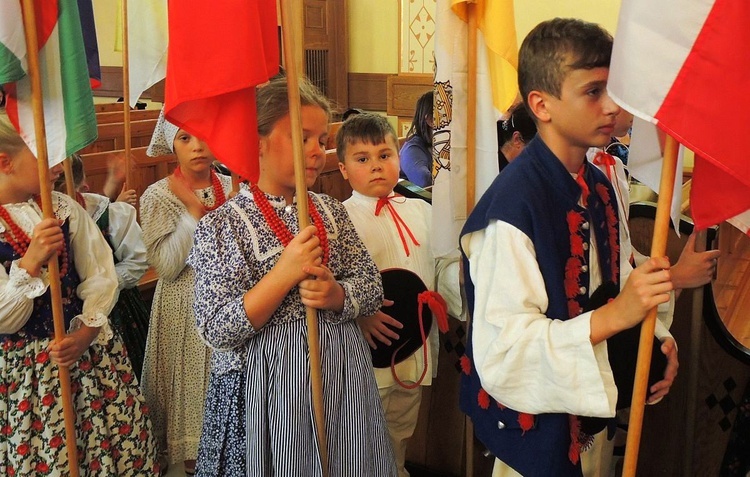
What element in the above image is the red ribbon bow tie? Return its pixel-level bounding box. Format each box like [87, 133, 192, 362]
[375, 195, 420, 256]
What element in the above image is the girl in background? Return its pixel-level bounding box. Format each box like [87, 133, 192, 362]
[139, 111, 232, 475]
[496, 102, 537, 171]
[62, 154, 150, 381]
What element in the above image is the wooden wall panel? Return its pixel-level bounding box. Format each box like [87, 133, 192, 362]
[386, 74, 432, 117]
[347, 73, 389, 111]
[97, 66, 164, 102]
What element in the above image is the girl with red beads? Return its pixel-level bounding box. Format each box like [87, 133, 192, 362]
[139, 110, 232, 475]
[187, 77, 397, 476]
[0, 117, 160, 475]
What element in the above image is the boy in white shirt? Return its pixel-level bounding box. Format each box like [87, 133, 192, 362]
[337, 113, 461, 477]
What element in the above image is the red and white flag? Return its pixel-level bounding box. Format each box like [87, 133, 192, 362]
[609, 0, 750, 233]
[164, 0, 278, 183]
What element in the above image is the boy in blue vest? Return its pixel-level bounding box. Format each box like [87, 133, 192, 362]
[459, 18, 678, 476]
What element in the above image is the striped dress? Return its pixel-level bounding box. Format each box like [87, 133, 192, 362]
[189, 189, 397, 477]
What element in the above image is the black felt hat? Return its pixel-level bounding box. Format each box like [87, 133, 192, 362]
[579, 281, 668, 436]
[370, 269, 433, 369]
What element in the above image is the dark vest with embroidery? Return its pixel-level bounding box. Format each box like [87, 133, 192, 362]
[1, 220, 83, 342]
[459, 137, 620, 476]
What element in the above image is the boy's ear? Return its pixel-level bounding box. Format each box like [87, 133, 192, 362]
[512, 131, 524, 146]
[527, 90, 552, 124]
[337, 161, 348, 179]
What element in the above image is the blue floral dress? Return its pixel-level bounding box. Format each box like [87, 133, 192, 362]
[189, 189, 397, 477]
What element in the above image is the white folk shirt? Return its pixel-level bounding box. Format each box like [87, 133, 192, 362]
[344, 190, 439, 388]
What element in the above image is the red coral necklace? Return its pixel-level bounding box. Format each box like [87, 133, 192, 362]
[0, 198, 68, 276]
[174, 167, 227, 211]
[250, 184, 329, 265]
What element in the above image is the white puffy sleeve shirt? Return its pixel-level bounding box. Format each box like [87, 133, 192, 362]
[0, 193, 119, 342]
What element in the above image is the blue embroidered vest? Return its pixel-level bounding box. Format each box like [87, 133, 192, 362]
[1, 220, 83, 342]
[459, 138, 621, 476]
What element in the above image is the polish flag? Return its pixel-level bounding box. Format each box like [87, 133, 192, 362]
[608, 0, 750, 233]
[164, 0, 278, 183]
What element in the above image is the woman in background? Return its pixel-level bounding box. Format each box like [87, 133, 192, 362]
[399, 91, 434, 188]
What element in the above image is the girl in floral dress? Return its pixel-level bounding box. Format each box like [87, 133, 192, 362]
[188, 77, 397, 476]
[0, 118, 159, 475]
[139, 111, 232, 475]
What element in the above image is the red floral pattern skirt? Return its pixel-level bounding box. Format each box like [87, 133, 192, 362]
[0, 335, 160, 476]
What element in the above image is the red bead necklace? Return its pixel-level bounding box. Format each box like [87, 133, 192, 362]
[0, 198, 68, 276]
[174, 166, 227, 211]
[250, 184, 330, 265]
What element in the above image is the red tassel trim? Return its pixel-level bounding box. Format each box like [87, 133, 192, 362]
[518, 413, 535, 433]
[418, 290, 449, 333]
[460, 355, 471, 375]
[568, 415, 582, 465]
[478, 388, 491, 410]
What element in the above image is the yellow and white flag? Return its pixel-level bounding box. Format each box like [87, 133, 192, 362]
[432, 0, 518, 257]
[116, 0, 168, 107]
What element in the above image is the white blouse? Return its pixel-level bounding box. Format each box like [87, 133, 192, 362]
[81, 193, 148, 290]
[0, 192, 119, 342]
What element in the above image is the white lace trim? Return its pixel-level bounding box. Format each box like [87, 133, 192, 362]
[0, 193, 73, 238]
[68, 312, 114, 345]
[8, 260, 49, 298]
[82, 193, 110, 222]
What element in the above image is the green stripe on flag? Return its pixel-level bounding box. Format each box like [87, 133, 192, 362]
[0, 41, 25, 84]
[58, 0, 97, 156]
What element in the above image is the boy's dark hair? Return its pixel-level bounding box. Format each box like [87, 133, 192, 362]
[406, 90, 433, 147]
[518, 18, 613, 109]
[335, 113, 397, 163]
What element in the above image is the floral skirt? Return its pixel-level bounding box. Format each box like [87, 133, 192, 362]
[0, 334, 160, 476]
[195, 370, 246, 477]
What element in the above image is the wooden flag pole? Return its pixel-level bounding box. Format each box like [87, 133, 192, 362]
[63, 157, 76, 198]
[279, 0, 329, 475]
[20, 1, 80, 475]
[622, 134, 680, 477]
[465, 2, 478, 215]
[121, 0, 132, 189]
[464, 3, 478, 477]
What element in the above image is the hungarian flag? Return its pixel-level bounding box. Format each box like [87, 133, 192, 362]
[164, 0, 278, 183]
[609, 0, 750, 232]
[431, 0, 518, 258]
[115, 0, 168, 108]
[0, 0, 97, 168]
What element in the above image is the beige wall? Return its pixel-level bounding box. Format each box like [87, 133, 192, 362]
[93, 1, 121, 67]
[96, 1, 624, 75]
[348, 0, 623, 74]
[348, 1, 400, 73]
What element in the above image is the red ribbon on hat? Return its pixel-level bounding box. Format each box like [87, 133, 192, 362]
[391, 290, 449, 389]
[375, 195, 420, 256]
